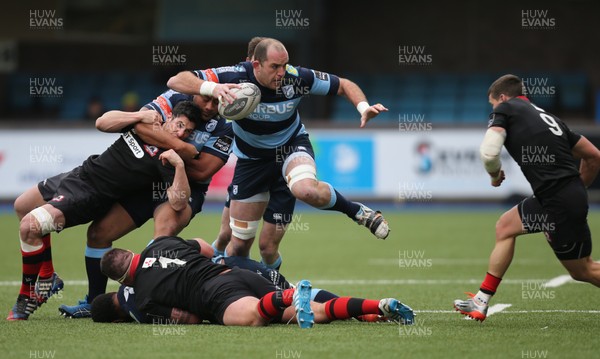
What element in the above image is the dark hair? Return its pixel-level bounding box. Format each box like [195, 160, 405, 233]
[91, 293, 122, 323]
[100, 248, 130, 281]
[253, 38, 286, 63]
[172, 101, 202, 127]
[488, 74, 524, 99]
[247, 37, 267, 59]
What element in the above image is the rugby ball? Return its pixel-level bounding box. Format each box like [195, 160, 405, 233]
[218, 83, 261, 120]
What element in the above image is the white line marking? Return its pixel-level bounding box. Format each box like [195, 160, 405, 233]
[0, 280, 111, 286]
[461, 303, 511, 320]
[311, 279, 581, 285]
[369, 258, 546, 266]
[418, 309, 600, 314]
[487, 303, 512, 316]
[544, 275, 574, 288]
[0, 278, 584, 286]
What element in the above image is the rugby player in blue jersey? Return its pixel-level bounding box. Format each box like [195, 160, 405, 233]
[212, 37, 297, 271]
[54, 91, 234, 318]
[167, 38, 390, 262]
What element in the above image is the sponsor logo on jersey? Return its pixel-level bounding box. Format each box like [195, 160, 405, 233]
[253, 101, 297, 115]
[281, 85, 295, 99]
[215, 66, 238, 74]
[123, 286, 135, 301]
[144, 145, 159, 157]
[142, 257, 157, 268]
[232, 185, 238, 195]
[285, 64, 298, 76]
[214, 136, 233, 153]
[154, 96, 172, 121]
[122, 131, 144, 159]
[313, 70, 328, 81]
[51, 195, 65, 202]
[188, 131, 211, 147]
[202, 69, 219, 83]
[205, 119, 218, 132]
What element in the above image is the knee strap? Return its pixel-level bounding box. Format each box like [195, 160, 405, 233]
[285, 164, 317, 190]
[30, 207, 56, 236]
[230, 218, 260, 240]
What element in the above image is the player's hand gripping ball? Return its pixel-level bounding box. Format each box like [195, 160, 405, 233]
[218, 83, 261, 120]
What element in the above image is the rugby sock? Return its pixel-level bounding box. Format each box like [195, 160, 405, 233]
[211, 240, 224, 257]
[19, 239, 44, 297]
[85, 246, 111, 302]
[312, 289, 339, 302]
[318, 183, 361, 219]
[324, 297, 380, 320]
[262, 254, 282, 271]
[476, 272, 502, 304]
[257, 288, 295, 321]
[38, 235, 55, 279]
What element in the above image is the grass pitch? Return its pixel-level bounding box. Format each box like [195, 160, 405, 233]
[0, 207, 599, 359]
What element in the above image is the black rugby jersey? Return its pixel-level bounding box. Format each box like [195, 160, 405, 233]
[489, 97, 581, 197]
[132, 236, 229, 321]
[81, 130, 177, 199]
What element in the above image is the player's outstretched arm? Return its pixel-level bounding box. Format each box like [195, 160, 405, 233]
[170, 307, 201, 324]
[337, 78, 388, 128]
[166, 71, 240, 104]
[159, 150, 191, 212]
[572, 135, 600, 187]
[135, 123, 198, 161]
[95, 108, 159, 133]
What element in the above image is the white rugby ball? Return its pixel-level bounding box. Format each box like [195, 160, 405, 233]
[218, 83, 261, 120]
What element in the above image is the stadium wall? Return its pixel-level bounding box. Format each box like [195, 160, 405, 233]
[0, 128, 538, 202]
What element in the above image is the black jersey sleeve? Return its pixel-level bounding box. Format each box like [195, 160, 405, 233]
[139, 299, 175, 324]
[563, 125, 582, 148]
[488, 102, 511, 129]
[185, 239, 202, 252]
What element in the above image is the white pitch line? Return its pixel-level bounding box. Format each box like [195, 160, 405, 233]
[487, 303, 512, 316]
[544, 275, 574, 288]
[310, 279, 580, 285]
[0, 278, 584, 286]
[417, 309, 600, 314]
[0, 280, 98, 286]
[462, 303, 511, 320]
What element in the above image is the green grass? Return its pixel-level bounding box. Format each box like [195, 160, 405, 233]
[0, 209, 599, 359]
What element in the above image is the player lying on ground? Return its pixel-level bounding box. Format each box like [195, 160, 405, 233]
[7, 101, 201, 321]
[454, 74, 600, 322]
[58, 89, 233, 318]
[95, 236, 414, 327]
[167, 38, 391, 266]
[90, 238, 390, 323]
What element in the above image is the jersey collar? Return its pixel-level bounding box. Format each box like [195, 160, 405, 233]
[127, 254, 141, 283]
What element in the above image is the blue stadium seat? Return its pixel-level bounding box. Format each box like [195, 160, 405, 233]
[9, 73, 34, 110]
[558, 73, 587, 111]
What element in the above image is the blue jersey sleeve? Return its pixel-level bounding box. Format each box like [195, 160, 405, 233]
[117, 285, 149, 323]
[186, 118, 233, 162]
[192, 62, 250, 84]
[292, 65, 339, 96]
[143, 89, 193, 122]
